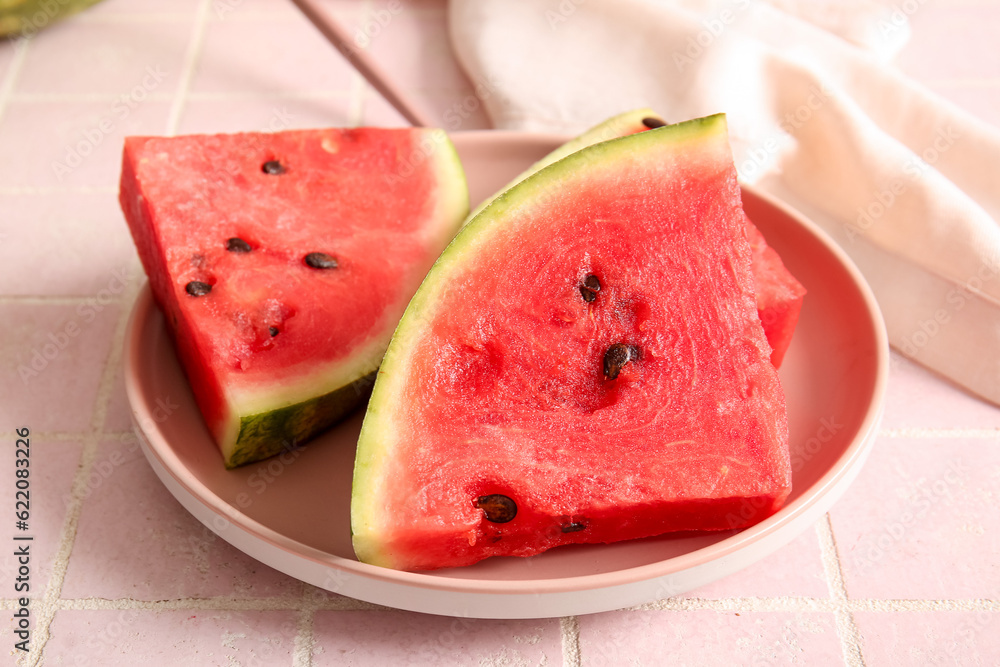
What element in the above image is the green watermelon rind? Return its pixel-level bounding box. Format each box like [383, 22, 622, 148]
[226, 371, 375, 468]
[351, 114, 731, 568]
[463, 107, 659, 225]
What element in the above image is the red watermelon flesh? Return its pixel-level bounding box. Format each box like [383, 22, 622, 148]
[120, 128, 468, 467]
[743, 212, 807, 367]
[351, 115, 791, 571]
[474, 108, 806, 367]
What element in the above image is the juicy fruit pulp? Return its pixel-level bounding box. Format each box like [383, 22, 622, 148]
[491, 108, 806, 367]
[352, 115, 792, 571]
[120, 127, 468, 467]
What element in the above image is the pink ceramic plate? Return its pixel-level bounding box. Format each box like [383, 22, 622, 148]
[124, 131, 888, 618]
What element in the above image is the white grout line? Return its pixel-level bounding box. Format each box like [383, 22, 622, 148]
[817, 515, 866, 667]
[850, 598, 1000, 612]
[74, 12, 197, 24]
[48, 594, 382, 612]
[0, 431, 114, 441]
[9, 91, 176, 103]
[0, 295, 132, 306]
[10, 90, 356, 103]
[187, 89, 355, 101]
[348, 72, 367, 128]
[65, 6, 444, 24]
[560, 616, 581, 667]
[293, 593, 317, 667]
[164, 0, 213, 136]
[635, 596, 837, 613]
[3, 594, 996, 614]
[22, 277, 144, 666]
[347, 0, 374, 128]
[0, 185, 118, 195]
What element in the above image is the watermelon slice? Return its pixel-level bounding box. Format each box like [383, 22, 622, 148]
[351, 114, 792, 571]
[744, 212, 807, 367]
[120, 128, 468, 468]
[478, 108, 806, 367]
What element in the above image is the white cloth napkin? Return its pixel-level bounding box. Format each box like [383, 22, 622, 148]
[449, 0, 1000, 406]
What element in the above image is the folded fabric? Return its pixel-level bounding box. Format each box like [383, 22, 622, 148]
[449, 0, 1000, 406]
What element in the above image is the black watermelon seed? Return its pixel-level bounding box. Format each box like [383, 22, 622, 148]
[603, 343, 637, 380]
[642, 116, 667, 129]
[226, 237, 252, 253]
[579, 274, 601, 302]
[562, 522, 586, 533]
[304, 252, 338, 269]
[269, 326, 279, 337]
[262, 159, 286, 175]
[185, 281, 212, 297]
[475, 494, 517, 523]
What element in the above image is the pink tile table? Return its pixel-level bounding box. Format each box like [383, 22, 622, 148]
[1, 0, 998, 664]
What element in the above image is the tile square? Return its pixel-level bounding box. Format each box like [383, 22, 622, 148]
[45, 608, 298, 665]
[82, 0, 202, 17]
[895, 5, 1000, 83]
[882, 352, 1000, 430]
[0, 438, 84, 596]
[1, 302, 120, 432]
[830, 436, 1000, 599]
[61, 437, 302, 600]
[177, 95, 353, 135]
[578, 610, 842, 665]
[15, 19, 192, 96]
[311, 610, 562, 666]
[855, 610, 1000, 666]
[683, 521, 829, 599]
[0, 192, 140, 297]
[190, 14, 356, 95]
[366, 9, 474, 91]
[0, 99, 172, 188]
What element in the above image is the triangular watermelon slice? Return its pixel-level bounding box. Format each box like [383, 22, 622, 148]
[351, 114, 792, 571]
[477, 108, 807, 367]
[120, 128, 468, 467]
